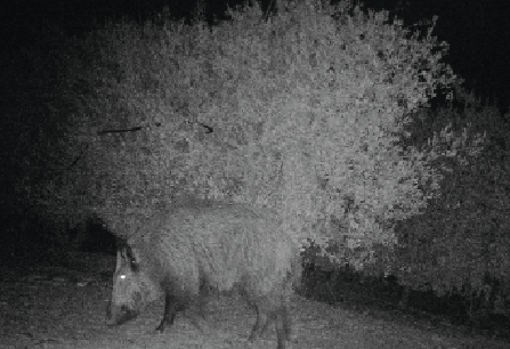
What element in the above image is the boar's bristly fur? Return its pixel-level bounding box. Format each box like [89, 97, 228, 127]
[105, 202, 299, 349]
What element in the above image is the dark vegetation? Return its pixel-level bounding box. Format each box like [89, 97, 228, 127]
[0, 212, 116, 270]
[299, 252, 510, 342]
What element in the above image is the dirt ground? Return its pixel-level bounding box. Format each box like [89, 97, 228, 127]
[0, 261, 508, 349]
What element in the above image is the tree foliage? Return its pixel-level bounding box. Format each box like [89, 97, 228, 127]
[388, 89, 510, 310]
[42, 1, 485, 269]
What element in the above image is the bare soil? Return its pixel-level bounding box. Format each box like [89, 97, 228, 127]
[0, 258, 508, 349]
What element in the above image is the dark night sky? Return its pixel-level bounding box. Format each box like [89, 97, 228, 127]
[1, 0, 509, 112]
[366, 0, 510, 113]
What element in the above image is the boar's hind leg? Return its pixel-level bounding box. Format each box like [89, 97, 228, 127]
[248, 304, 270, 343]
[250, 304, 289, 349]
[156, 294, 187, 332]
[275, 306, 290, 349]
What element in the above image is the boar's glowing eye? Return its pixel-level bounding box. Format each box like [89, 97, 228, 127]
[120, 274, 127, 280]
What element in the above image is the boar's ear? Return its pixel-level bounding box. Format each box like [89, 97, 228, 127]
[115, 235, 129, 250]
[116, 236, 140, 272]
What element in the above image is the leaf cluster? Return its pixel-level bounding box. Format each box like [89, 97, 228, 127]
[50, 1, 478, 261]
